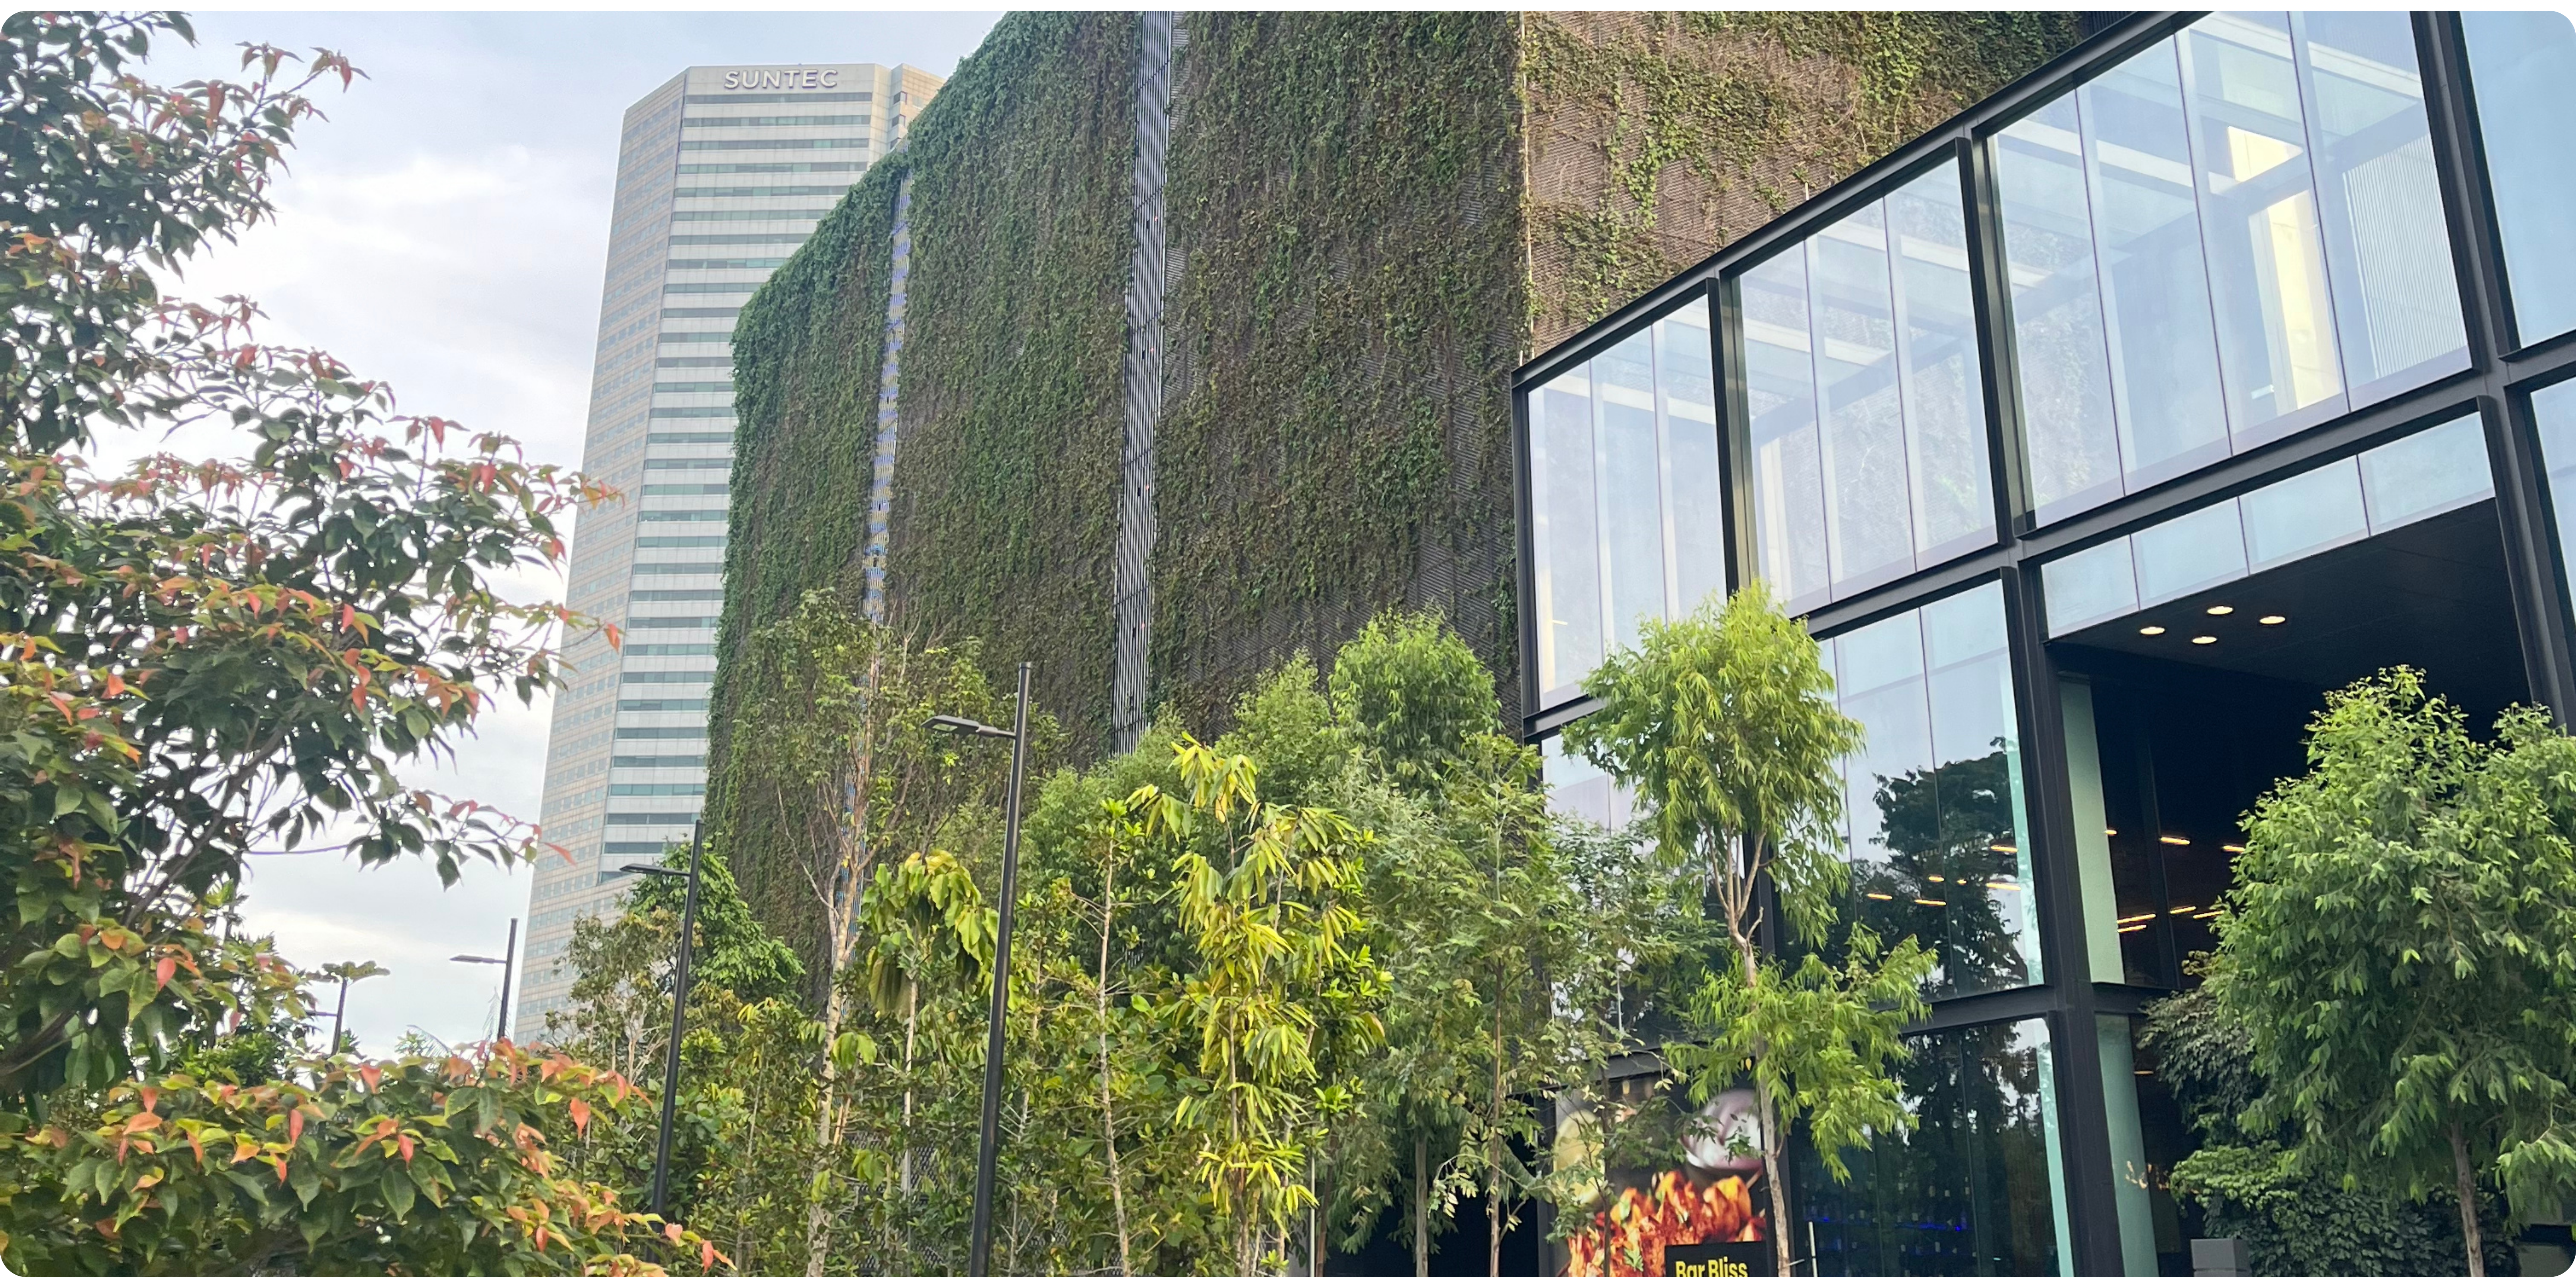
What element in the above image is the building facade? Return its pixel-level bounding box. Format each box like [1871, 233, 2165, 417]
[1518, 10, 2576, 1275]
[514, 61, 943, 1037]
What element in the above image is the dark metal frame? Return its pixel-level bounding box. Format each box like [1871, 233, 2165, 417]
[1509, 10, 2576, 1276]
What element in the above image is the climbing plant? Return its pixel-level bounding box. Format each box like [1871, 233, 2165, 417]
[1153, 13, 1526, 739]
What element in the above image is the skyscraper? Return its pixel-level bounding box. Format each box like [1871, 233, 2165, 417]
[514, 61, 943, 1037]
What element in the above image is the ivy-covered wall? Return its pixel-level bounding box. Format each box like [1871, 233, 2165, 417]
[718, 11, 2089, 772]
[708, 158, 903, 948]
[880, 11, 1139, 743]
[1523, 11, 2085, 348]
[1150, 12, 1527, 735]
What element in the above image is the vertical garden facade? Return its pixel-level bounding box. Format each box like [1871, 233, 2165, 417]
[1518, 10, 2576, 1275]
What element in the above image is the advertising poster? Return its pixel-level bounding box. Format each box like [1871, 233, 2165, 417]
[1555, 1073, 1773, 1277]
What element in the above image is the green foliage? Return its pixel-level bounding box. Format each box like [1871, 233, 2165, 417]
[1155, 13, 1525, 738]
[1328, 609, 1501, 796]
[2145, 986, 2517, 1277]
[0, 1045, 719, 1274]
[1564, 584, 1922, 1276]
[2197, 668, 2576, 1268]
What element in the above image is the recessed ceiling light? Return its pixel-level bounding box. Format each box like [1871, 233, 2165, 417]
[2160, 835, 2191, 846]
[1864, 891, 1893, 901]
[2139, 625, 2167, 636]
[2258, 614, 2286, 626]
[1914, 898, 1947, 907]
[2192, 635, 2218, 645]
[2222, 844, 2246, 855]
[2206, 605, 2235, 616]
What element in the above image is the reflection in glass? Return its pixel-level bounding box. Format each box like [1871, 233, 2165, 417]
[1797, 1019, 2070, 1276]
[1743, 251, 1832, 610]
[1541, 733, 1636, 833]
[2359, 413, 2490, 530]
[2043, 537, 2140, 635]
[1597, 334, 1668, 651]
[2131, 502, 2247, 605]
[2537, 383, 2576, 606]
[1815, 203, 1916, 597]
[1995, 96, 2123, 524]
[2460, 11, 2576, 347]
[1890, 166, 1996, 564]
[1532, 373, 1602, 698]
[2183, 12, 2346, 439]
[2081, 38, 2231, 489]
[2295, 12, 2467, 398]
[1739, 161, 1996, 611]
[1826, 583, 2040, 1000]
[1660, 307, 1726, 614]
[2241, 458, 2365, 571]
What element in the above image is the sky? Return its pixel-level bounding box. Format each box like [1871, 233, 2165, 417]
[124, 9, 1004, 1052]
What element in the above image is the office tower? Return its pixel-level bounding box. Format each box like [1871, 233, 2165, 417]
[513, 61, 943, 1037]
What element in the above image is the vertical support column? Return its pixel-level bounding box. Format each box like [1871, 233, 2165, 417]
[1112, 13, 1176, 753]
[864, 168, 916, 625]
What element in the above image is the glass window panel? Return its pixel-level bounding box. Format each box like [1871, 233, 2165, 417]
[1921, 584, 2041, 994]
[2133, 500, 2249, 606]
[1995, 96, 2125, 524]
[2183, 12, 2347, 440]
[2081, 37, 2233, 490]
[1833, 613, 1937, 987]
[2042, 536, 2140, 635]
[1657, 301, 1727, 615]
[1542, 733, 1633, 833]
[1888, 163, 1998, 563]
[1531, 373, 1602, 698]
[2295, 11, 2468, 399]
[1797, 1019, 2068, 1276]
[1742, 252, 1832, 612]
[2241, 457, 2367, 571]
[1596, 335, 1667, 650]
[2535, 382, 2576, 606]
[2460, 11, 2576, 347]
[1813, 204, 1916, 597]
[2360, 412, 2492, 531]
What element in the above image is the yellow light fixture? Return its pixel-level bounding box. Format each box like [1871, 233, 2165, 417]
[1928, 873, 1945, 883]
[2106, 828, 2118, 837]
[2206, 605, 2235, 616]
[1865, 891, 1894, 901]
[1914, 898, 1947, 907]
[2118, 912, 2157, 923]
[2194, 909, 2221, 919]
[2259, 615, 2286, 626]
[2222, 843, 2246, 855]
[2140, 625, 2167, 637]
[2191, 635, 2219, 645]
[2160, 835, 2191, 846]
[1988, 880, 2021, 891]
[2119, 924, 2145, 934]
[1989, 843, 2018, 855]
[2169, 905, 2197, 915]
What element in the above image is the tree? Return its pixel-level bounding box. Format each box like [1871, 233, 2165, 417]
[2200, 668, 2576, 1276]
[1563, 584, 1927, 1276]
[0, 14, 718, 1270]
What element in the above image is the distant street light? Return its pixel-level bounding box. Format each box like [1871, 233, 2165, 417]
[450, 915, 518, 1045]
[621, 820, 706, 1219]
[307, 960, 389, 1055]
[928, 661, 1032, 1278]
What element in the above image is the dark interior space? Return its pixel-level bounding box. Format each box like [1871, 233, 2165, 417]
[2052, 500, 2531, 1275]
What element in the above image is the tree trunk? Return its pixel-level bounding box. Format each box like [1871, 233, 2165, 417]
[1415, 1134, 1430, 1277]
[1312, 1161, 1332, 1277]
[1096, 860, 1131, 1275]
[1490, 985, 1506, 1277]
[2452, 1122, 2486, 1277]
[1734, 923, 1795, 1279]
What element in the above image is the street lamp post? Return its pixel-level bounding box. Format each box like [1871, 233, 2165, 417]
[928, 661, 1032, 1278]
[620, 820, 706, 1219]
[450, 916, 518, 1044]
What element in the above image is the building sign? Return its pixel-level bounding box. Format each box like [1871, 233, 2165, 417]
[1665, 1242, 1774, 1278]
[719, 69, 841, 91]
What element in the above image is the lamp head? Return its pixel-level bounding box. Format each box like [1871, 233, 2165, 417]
[451, 954, 506, 965]
[925, 713, 1012, 739]
[619, 863, 686, 878]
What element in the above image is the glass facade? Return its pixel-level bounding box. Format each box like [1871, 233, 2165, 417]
[1519, 11, 2576, 1274]
[2461, 12, 2576, 347]
[1529, 298, 1721, 705]
[1741, 162, 1993, 614]
[1822, 583, 2040, 999]
[1797, 1019, 2070, 1276]
[1994, 13, 2465, 527]
[2041, 412, 2493, 635]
